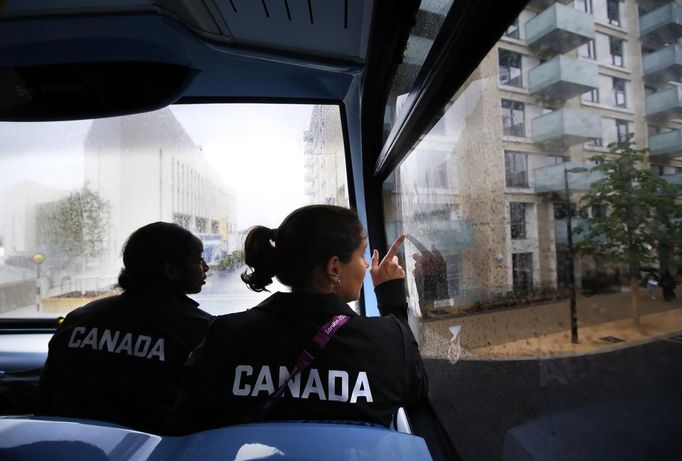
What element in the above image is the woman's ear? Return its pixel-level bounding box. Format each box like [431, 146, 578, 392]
[163, 261, 179, 281]
[325, 255, 342, 279]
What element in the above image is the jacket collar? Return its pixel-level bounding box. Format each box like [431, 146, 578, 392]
[254, 291, 359, 317]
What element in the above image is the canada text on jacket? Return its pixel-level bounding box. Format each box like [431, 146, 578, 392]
[67, 327, 165, 361]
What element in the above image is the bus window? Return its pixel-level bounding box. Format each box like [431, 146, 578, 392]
[0, 104, 350, 318]
[379, 1, 682, 459]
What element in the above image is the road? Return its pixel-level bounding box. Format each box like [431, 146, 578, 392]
[425, 337, 682, 460]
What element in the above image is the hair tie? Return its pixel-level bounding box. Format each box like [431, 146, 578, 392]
[269, 228, 279, 248]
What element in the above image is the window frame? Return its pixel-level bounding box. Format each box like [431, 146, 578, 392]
[501, 99, 526, 137]
[510, 202, 527, 239]
[498, 48, 523, 88]
[505, 150, 529, 188]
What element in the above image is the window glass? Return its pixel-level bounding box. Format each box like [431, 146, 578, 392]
[613, 77, 627, 107]
[499, 49, 523, 87]
[610, 37, 624, 67]
[0, 104, 349, 318]
[382, 0, 455, 142]
[607, 0, 621, 26]
[579, 39, 597, 59]
[381, 3, 682, 459]
[504, 18, 520, 39]
[501, 100, 525, 137]
[575, 0, 593, 14]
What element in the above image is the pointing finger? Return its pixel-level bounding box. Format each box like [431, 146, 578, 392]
[382, 235, 406, 264]
[371, 249, 379, 270]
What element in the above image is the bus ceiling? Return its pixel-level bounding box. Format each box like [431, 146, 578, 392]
[0, 0, 405, 121]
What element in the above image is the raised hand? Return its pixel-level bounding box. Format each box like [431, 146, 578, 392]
[370, 235, 406, 287]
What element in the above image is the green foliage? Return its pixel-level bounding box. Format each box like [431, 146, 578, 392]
[45, 185, 110, 260]
[576, 136, 682, 275]
[216, 250, 244, 271]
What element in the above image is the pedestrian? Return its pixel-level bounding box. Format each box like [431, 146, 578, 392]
[173, 205, 427, 433]
[646, 269, 660, 300]
[38, 222, 213, 434]
[661, 270, 677, 302]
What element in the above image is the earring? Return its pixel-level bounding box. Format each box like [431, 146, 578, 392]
[331, 278, 342, 290]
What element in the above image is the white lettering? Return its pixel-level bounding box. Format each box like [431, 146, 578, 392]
[328, 370, 349, 402]
[251, 366, 275, 397]
[278, 366, 300, 398]
[146, 338, 165, 361]
[133, 335, 152, 358]
[68, 327, 86, 348]
[98, 329, 119, 352]
[115, 333, 133, 355]
[350, 371, 373, 403]
[233, 365, 253, 396]
[80, 328, 98, 350]
[301, 369, 326, 401]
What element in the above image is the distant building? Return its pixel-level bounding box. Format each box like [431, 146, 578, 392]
[83, 107, 236, 277]
[303, 105, 349, 206]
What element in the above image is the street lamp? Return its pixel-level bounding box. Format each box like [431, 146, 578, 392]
[32, 252, 45, 312]
[564, 166, 588, 344]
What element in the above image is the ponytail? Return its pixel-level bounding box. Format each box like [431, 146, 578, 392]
[241, 225, 278, 292]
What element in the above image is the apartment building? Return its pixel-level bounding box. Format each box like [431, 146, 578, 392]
[382, 0, 682, 314]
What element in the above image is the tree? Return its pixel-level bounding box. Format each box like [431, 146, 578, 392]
[576, 137, 682, 325]
[51, 185, 110, 260]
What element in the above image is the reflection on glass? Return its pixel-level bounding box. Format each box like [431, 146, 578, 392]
[0, 104, 349, 317]
[382, 1, 682, 458]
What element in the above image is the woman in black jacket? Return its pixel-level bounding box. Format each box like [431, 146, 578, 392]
[175, 205, 427, 432]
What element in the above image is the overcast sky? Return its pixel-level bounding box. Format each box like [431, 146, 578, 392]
[0, 104, 319, 231]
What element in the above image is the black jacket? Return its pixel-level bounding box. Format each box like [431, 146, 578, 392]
[175, 280, 428, 432]
[38, 290, 213, 434]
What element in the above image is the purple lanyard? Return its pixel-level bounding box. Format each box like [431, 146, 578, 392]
[243, 314, 351, 422]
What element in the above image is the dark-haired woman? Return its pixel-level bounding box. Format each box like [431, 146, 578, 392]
[176, 205, 427, 432]
[39, 222, 213, 434]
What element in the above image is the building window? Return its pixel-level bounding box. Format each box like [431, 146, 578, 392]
[582, 88, 599, 103]
[195, 217, 208, 233]
[211, 219, 220, 234]
[510, 202, 527, 239]
[591, 204, 608, 218]
[648, 124, 662, 136]
[546, 155, 569, 166]
[587, 137, 603, 147]
[575, 0, 593, 14]
[501, 99, 525, 137]
[579, 39, 596, 60]
[505, 18, 520, 39]
[616, 119, 629, 145]
[613, 78, 626, 108]
[499, 49, 523, 87]
[173, 213, 191, 229]
[505, 151, 529, 188]
[607, 0, 620, 27]
[513, 253, 533, 292]
[610, 37, 624, 67]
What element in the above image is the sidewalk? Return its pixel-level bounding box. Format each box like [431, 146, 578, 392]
[418, 289, 682, 360]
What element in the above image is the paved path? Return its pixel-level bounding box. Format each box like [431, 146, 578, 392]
[418, 289, 682, 360]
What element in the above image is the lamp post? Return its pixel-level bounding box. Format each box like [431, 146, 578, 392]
[564, 166, 588, 344]
[32, 252, 45, 312]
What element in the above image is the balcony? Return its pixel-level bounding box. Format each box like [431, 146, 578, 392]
[662, 172, 682, 187]
[526, 0, 571, 10]
[645, 85, 682, 119]
[525, 3, 594, 56]
[643, 45, 682, 84]
[531, 109, 601, 147]
[649, 129, 682, 158]
[640, 3, 682, 48]
[639, 0, 673, 14]
[533, 162, 604, 194]
[402, 219, 475, 252]
[528, 56, 598, 101]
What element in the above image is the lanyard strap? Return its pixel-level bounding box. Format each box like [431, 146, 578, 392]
[243, 314, 351, 422]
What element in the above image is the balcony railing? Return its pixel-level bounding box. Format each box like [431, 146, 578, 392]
[645, 85, 682, 119]
[526, 0, 571, 10]
[640, 2, 682, 48]
[531, 108, 601, 147]
[525, 3, 594, 56]
[533, 162, 604, 194]
[649, 129, 682, 158]
[643, 44, 682, 84]
[529, 55, 598, 101]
